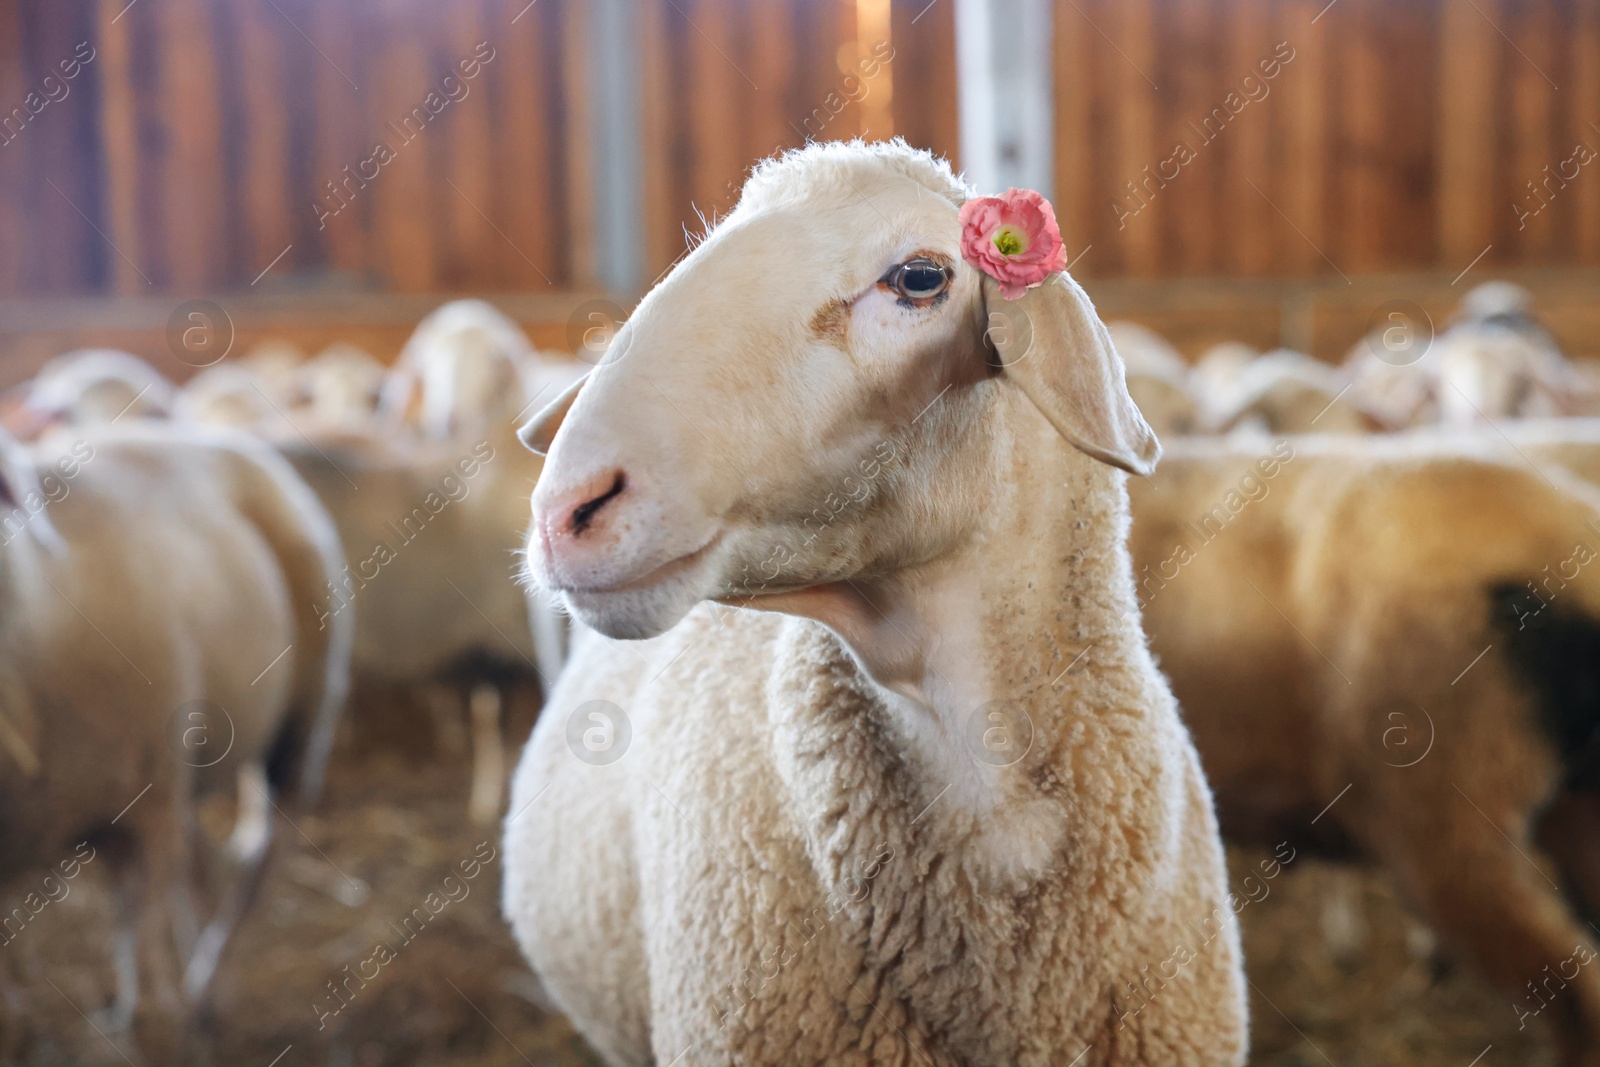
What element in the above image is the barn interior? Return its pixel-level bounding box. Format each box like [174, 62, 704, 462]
[1, 1, 1599, 1065]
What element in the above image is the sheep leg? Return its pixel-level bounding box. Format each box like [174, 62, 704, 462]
[169, 875, 201, 964]
[225, 761, 273, 863]
[426, 683, 469, 758]
[108, 924, 138, 1029]
[186, 764, 278, 1001]
[103, 817, 186, 1063]
[1380, 819, 1600, 1066]
[468, 682, 505, 825]
[1318, 865, 1368, 968]
[100, 843, 146, 1032]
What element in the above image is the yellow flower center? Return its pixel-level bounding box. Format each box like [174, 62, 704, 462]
[992, 227, 1025, 257]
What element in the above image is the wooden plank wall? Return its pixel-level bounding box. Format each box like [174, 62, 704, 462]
[635, 0, 959, 281]
[4, 0, 575, 295]
[0, 0, 959, 298]
[1054, 0, 1600, 281]
[1, 0, 1596, 300]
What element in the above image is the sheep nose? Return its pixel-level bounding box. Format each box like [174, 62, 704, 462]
[545, 469, 628, 539]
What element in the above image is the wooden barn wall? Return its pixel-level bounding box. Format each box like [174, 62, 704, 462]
[635, 0, 960, 282]
[7, 0, 590, 297]
[0, 0, 958, 298]
[1, 0, 1596, 300]
[1054, 0, 1600, 280]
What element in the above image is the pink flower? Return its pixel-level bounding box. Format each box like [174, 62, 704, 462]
[958, 188, 1068, 300]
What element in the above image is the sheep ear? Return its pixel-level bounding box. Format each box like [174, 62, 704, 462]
[980, 272, 1161, 476]
[517, 372, 588, 455]
[377, 364, 423, 429]
[0, 434, 64, 556]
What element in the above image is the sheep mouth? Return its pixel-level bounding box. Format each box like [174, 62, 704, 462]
[556, 532, 723, 597]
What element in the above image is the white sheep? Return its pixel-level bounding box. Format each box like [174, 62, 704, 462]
[8, 349, 176, 438]
[236, 339, 308, 408]
[298, 343, 386, 433]
[380, 300, 558, 439]
[303, 300, 581, 821]
[503, 140, 1247, 1066]
[1127, 432, 1600, 1065]
[1568, 364, 1600, 418]
[1510, 418, 1600, 484]
[278, 430, 529, 822]
[1350, 282, 1573, 430]
[1207, 349, 1371, 435]
[0, 420, 351, 1060]
[1435, 281, 1569, 423]
[1343, 342, 1437, 430]
[1191, 341, 1259, 427]
[1108, 321, 1199, 438]
[176, 363, 293, 436]
[279, 417, 556, 826]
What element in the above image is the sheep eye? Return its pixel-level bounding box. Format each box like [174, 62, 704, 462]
[883, 258, 951, 304]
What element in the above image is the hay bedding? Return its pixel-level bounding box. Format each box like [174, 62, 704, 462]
[3, 693, 1560, 1065]
[1234, 846, 1555, 1066]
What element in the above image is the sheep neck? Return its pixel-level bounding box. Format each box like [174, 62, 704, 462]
[786, 398, 1150, 883]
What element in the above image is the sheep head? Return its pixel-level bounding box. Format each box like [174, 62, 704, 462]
[1434, 329, 1570, 426]
[21, 349, 175, 437]
[384, 300, 536, 438]
[522, 140, 1155, 640]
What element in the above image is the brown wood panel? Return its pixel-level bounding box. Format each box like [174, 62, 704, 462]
[3, 0, 1600, 301]
[300, 0, 360, 283]
[493, 0, 562, 291]
[1279, 1, 1327, 277]
[94, 0, 148, 293]
[638, 0, 677, 282]
[156, 0, 226, 289]
[685, 0, 744, 239]
[1507, 0, 1560, 260]
[750, 0, 800, 163]
[9, 2, 105, 294]
[1332, 0, 1384, 272]
[1052, 0, 1096, 259]
[1435, 0, 1499, 264]
[439, 0, 493, 291]
[1158, 0, 1225, 278]
[230, 1, 293, 285]
[888, 0, 958, 166]
[0, 0, 24, 295]
[1574, 0, 1600, 262]
[1113, 0, 1160, 278]
[371, 22, 437, 292]
[559, 0, 597, 288]
[1384, 0, 1438, 268]
[1224, 0, 1276, 276]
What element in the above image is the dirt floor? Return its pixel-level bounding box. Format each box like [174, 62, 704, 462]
[3, 689, 1564, 1066]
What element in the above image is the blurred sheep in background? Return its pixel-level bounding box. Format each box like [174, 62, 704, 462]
[5, 349, 176, 440]
[1129, 435, 1600, 1064]
[1211, 349, 1372, 436]
[0, 419, 350, 1062]
[298, 344, 386, 434]
[1431, 283, 1574, 427]
[282, 301, 581, 826]
[1109, 320, 1199, 438]
[177, 364, 292, 436]
[1192, 342, 1260, 429]
[234, 340, 308, 412]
